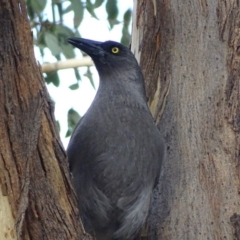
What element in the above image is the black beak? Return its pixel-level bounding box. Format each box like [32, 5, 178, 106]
[67, 37, 104, 57]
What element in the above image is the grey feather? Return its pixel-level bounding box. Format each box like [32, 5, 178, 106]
[67, 38, 165, 240]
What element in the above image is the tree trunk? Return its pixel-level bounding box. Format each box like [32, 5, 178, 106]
[132, 0, 240, 239]
[0, 1, 92, 239]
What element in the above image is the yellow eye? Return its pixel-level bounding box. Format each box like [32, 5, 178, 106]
[111, 47, 119, 54]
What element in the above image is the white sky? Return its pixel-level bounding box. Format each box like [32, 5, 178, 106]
[35, 1, 133, 148]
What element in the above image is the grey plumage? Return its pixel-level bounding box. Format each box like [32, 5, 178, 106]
[67, 38, 165, 240]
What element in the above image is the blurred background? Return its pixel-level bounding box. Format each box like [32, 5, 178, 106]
[27, 0, 133, 147]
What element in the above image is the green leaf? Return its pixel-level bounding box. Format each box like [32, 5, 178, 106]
[84, 67, 95, 89]
[71, 0, 84, 28]
[121, 9, 132, 45]
[121, 26, 131, 46]
[93, 0, 105, 8]
[44, 72, 60, 87]
[66, 108, 81, 137]
[29, 0, 47, 14]
[74, 29, 81, 38]
[54, 25, 75, 58]
[56, 120, 61, 132]
[57, 3, 63, 22]
[55, 54, 61, 61]
[36, 29, 45, 46]
[44, 32, 62, 56]
[26, 0, 34, 20]
[52, 0, 62, 3]
[106, 0, 119, 29]
[86, 0, 99, 19]
[68, 108, 81, 127]
[69, 83, 79, 90]
[62, 4, 73, 14]
[123, 9, 131, 26]
[55, 24, 75, 37]
[62, 44, 75, 58]
[65, 129, 72, 138]
[74, 69, 81, 81]
[40, 48, 44, 58]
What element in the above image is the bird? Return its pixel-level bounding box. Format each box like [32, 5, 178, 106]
[67, 37, 165, 240]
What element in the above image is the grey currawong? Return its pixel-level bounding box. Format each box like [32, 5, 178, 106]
[67, 38, 165, 240]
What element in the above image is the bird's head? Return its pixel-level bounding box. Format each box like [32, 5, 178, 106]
[67, 37, 141, 78]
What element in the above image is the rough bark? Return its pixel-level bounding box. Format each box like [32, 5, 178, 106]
[0, 1, 92, 239]
[132, 0, 240, 239]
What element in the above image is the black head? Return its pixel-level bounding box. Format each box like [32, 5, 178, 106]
[67, 37, 140, 77]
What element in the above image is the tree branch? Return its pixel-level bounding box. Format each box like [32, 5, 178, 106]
[41, 57, 93, 73]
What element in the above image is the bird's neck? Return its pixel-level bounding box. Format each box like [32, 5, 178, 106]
[94, 76, 148, 111]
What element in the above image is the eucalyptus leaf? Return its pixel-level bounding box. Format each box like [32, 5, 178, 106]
[121, 9, 132, 46]
[26, 0, 34, 20]
[68, 108, 81, 127]
[74, 29, 81, 38]
[44, 71, 60, 87]
[30, 0, 47, 14]
[123, 9, 131, 25]
[55, 25, 75, 37]
[65, 129, 72, 138]
[71, 0, 84, 28]
[52, 0, 62, 3]
[84, 67, 95, 89]
[66, 108, 81, 137]
[57, 3, 63, 22]
[37, 29, 45, 45]
[56, 120, 61, 132]
[44, 32, 62, 56]
[61, 44, 75, 58]
[40, 48, 44, 58]
[93, 0, 105, 8]
[69, 83, 79, 90]
[74, 69, 81, 81]
[54, 25, 75, 58]
[62, 4, 73, 14]
[121, 25, 131, 46]
[106, 0, 118, 29]
[86, 0, 99, 19]
[55, 53, 61, 61]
